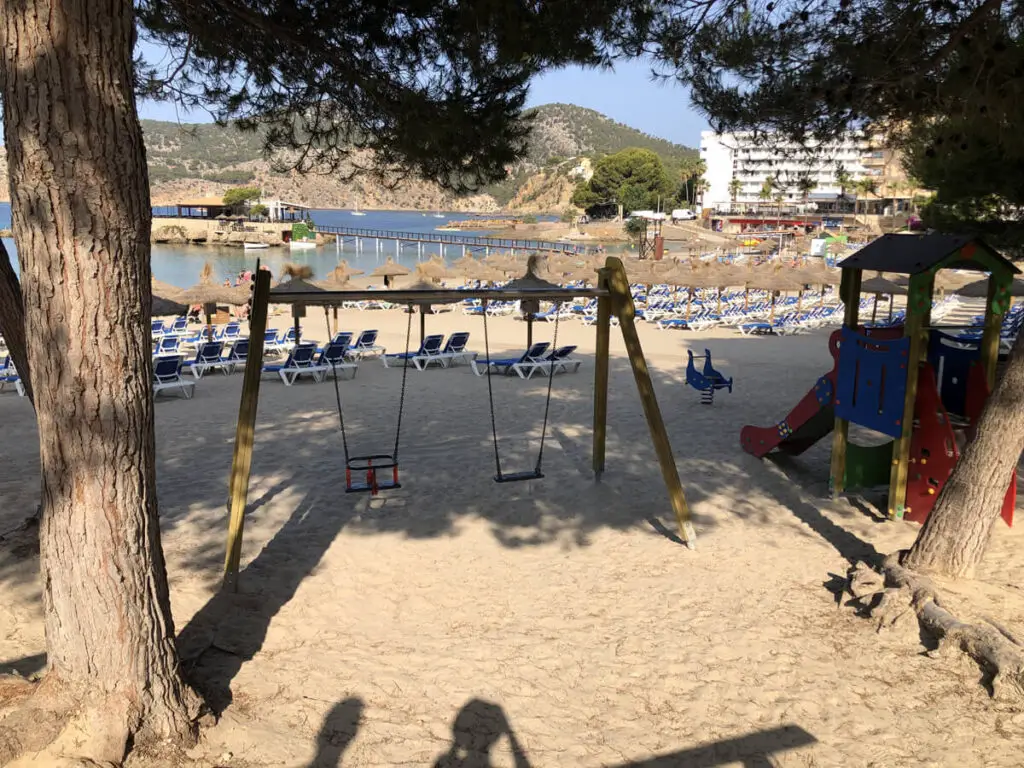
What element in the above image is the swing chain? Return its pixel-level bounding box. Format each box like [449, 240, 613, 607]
[482, 300, 504, 479]
[534, 303, 560, 474]
[392, 303, 414, 461]
[330, 358, 352, 462]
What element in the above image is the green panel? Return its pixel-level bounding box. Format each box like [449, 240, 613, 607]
[844, 441, 894, 490]
[989, 272, 1013, 315]
[906, 272, 934, 316]
[936, 240, 1014, 279]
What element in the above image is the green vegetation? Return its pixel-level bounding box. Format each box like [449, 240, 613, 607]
[572, 148, 673, 216]
[222, 186, 262, 212]
[521, 213, 539, 224]
[249, 203, 269, 219]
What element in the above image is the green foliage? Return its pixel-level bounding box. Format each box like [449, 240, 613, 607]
[522, 214, 539, 224]
[137, 1, 659, 192]
[575, 148, 673, 215]
[795, 174, 817, 201]
[651, 0, 1024, 241]
[249, 203, 269, 218]
[623, 216, 648, 242]
[559, 207, 577, 223]
[204, 169, 257, 185]
[222, 186, 262, 207]
[728, 178, 742, 201]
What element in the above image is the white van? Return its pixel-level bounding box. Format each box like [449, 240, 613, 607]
[671, 209, 697, 222]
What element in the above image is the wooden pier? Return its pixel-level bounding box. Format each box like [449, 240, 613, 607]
[313, 223, 593, 258]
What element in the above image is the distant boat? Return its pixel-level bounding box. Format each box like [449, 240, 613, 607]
[243, 242, 269, 250]
[351, 201, 367, 216]
[289, 240, 317, 250]
[432, 211, 444, 218]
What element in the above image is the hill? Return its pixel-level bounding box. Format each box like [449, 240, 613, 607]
[0, 105, 697, 211]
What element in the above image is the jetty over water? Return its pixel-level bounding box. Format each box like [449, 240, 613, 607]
[313, 223, 594, 258]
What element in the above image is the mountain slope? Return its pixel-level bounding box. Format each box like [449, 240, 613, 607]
[0, 105, 697, 211]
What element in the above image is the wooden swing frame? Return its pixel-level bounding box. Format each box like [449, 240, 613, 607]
[223, 256, 695, 591]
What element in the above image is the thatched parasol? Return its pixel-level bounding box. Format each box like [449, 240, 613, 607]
[370, 257, 412, 288]
[152, 278, 184, 301]
[178, 264, 249, 340]
[151, 295, 188, 317]
[862, 274, 908, 323]
[270, 264, 327, 343]
[417, 256, 450, 281]
[504, 254, 564, 347]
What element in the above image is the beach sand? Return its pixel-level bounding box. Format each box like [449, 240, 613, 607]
[1, 295, 1022, 767]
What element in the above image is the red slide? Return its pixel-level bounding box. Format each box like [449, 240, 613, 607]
[740, 332, 841, 459]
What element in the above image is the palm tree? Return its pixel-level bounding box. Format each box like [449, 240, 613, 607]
[854, 177, 880, 218]
[728, 178, 742, 204]
[834, 163, 853, 209]
[758, 176, 775, 216]
[796, 174, 817, 206]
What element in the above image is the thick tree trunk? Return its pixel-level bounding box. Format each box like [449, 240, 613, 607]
[0, 0, 200, 761]
[904, 331, 1024, 578]
[0, 240, 32, 403]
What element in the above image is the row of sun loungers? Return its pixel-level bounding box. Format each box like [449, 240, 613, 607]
[471, 342, 581, 380]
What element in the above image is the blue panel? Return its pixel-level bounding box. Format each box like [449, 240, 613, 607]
[927, 331, 980, 418]
[835, 328, 911, 437]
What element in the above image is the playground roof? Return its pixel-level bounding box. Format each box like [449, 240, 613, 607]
[837, 233, 1019, 276]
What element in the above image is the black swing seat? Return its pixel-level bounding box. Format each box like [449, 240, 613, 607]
[346, 454, 400, 494]
[494, 469, 545, 484]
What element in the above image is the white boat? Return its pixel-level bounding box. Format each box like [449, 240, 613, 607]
[351, 201, 367, 216]
[432, 211, 444, 218]
[289, 240, 317, 250]
[243, 242, 269, 250]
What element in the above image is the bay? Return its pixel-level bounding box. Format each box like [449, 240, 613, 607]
[0, 204, 561, 287]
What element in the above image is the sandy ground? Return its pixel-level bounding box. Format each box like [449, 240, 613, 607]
[1, 294, 1023, 767]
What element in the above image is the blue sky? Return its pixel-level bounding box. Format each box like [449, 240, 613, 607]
[137, 57, 709, 149]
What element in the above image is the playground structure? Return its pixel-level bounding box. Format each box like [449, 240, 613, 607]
[222, 257, 696, 589]
[741, 233, 1019, 524]
[685, 348, 733, 405]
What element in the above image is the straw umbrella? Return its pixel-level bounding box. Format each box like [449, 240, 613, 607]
[315, 262, 364, 337]
[417, 256, 450, 282]
[270, 264, 327, 343]
[861, 275, 908, 323]
[504, 254, 564, 348]
[746, 268, 808, 321]
[399, 263, 462, 344]
[178, 263, 249, 341]
[370, 257, 411, 288]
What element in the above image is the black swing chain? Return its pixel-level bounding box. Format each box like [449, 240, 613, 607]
[482, 300, 504, 479]
[392, 303, 414, 461]
[534, 303, 561, 474]
[483, 298, 561, 480]
[330, 357, 352, 462]
[329, 303, 413, 463]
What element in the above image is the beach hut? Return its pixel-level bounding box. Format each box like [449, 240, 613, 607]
[371, 257, 411, 288]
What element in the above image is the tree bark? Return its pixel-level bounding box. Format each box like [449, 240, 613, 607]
[0, 0, 200, 761]
[904, 331, 1024, 578]
[0, 239, 32, 403]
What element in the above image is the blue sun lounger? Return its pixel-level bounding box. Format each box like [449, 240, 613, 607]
[471, 342, 550, 378]
[381, 334, 446, 370]
[153, 355, 195, 399]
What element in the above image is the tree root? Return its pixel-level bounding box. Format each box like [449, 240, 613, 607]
[849, 552, 1024, 701]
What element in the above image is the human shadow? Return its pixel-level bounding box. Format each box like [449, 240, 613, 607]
[428, 698, 817, 768]
[308, 697, 364, 767]
[432, 699, 532, 768]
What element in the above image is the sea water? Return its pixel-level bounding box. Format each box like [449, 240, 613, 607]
[0, 204, 559, 288]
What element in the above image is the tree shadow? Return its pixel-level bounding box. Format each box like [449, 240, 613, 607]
[308, 697, 364, 768]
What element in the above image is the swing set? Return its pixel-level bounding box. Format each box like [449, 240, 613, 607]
[223, 257, 695, 590]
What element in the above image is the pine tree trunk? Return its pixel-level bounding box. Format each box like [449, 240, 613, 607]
[904, 331, 1024, 578]
[0, 0, 200, 759]
[0, 240, 32, 403]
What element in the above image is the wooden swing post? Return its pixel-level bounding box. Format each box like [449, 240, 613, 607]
[224, 267, 272, 591]
[603, 257, 696, 549]
[828, 268, 861, 498]
[592, 285, 612, 481]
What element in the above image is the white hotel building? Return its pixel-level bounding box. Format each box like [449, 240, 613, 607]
[700, 131, 887, 210]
